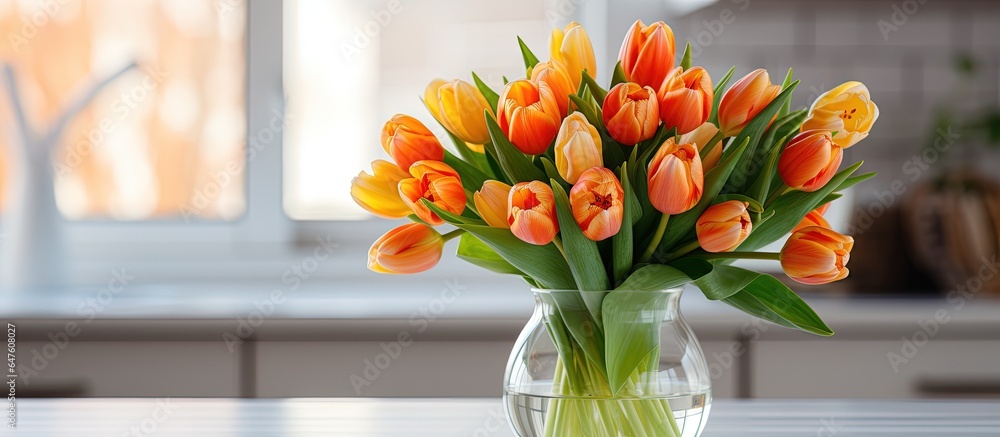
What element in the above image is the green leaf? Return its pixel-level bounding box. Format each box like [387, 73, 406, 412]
[778, 68, 794, 117]
[708, 66, 736, 125]
[680, 42, 693, 70]
[517, 36, 540, 71]
[424, 202, 576, 289]
[484, 111, 547, 183]
[443, 150, 490, 193]
[456, 233, 524, 275]
[612, 162, 635, 286]
[740, 161, 864, 251]
[568, 95, 606, 131]
[723, 81, 799, 193]
[603, 289, 671, 395]
[746, 131, 792, 205]
[580, 70, 608, 104]
[471, 71, 500, 113]
[615, 264, 691, 291]
[657, 137, 750, 255]
[739, 274, 833, 336]
[539, 156, 564, 185]
[836, 172, 876, 192]
[482, 146, 510, 185]
[611, 61, 627, 88]
[551, 181, 611, 323]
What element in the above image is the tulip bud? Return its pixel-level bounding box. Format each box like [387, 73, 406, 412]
[497, 80, 562, 155]
[718, 69, 781, 137]
[679, 122, 723, 171]
[647, 138, 703, 214]
[602, 82, 659, 145]
[474, 180, 512, 229]
[780, 226, 854, 285]
[801, 81, 879, 149]
[508, 181, 559, 245]
[530, 60, 574, 117]
[554, 112, 603, 184]
[380, 114, 445, 171]
[618, 20, 676, 89]
[550, 22, 597, 90]
[398, 160, 466, 226]
[368, 223, 444, 274]
[778, 130, 843, 192]
[696, 200, 752, 253]
[658, 66, 713, 135]
[424, 79, 494, 146]
[351, 159, 412, 219]
[793, 208, 832, 233]
[569, 167, 624, 241]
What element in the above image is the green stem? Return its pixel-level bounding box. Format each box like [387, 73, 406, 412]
[441, 229, 465, 242]
[699, 130, 726, 160]
[693, 251, 781, 261]
[640, 214, 670, 263]
[661, 239, 702, 264]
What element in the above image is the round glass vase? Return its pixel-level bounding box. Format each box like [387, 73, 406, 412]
[503, 288, 712, 437]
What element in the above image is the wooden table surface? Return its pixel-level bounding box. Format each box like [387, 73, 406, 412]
[3, 398, 999, 436]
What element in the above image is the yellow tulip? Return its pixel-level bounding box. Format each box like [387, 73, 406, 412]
[424, 78, 494, 146]
[350, 159, 412, 219]
[554, 112, 603, 184]
[474, 180, 512, 229]
[550, 22, 597, 89]
[801, 81, 879, 148]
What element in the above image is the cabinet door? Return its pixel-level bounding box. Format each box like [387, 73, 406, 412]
[14, 341, 240, 397]
[255, 341, 514, 397]
[752, 340, 1000, 398]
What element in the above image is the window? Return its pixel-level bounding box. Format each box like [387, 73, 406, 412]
[0, 0, 246, 220]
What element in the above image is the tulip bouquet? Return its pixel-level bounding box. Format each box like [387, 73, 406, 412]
[354, 20, 877, 436]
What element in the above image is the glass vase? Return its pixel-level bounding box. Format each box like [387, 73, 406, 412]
[503, 288, 712, 437]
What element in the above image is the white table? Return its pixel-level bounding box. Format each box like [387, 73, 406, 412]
[3, 398, 999, 436]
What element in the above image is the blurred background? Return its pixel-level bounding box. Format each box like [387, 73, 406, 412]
[1, 0, 999, 400]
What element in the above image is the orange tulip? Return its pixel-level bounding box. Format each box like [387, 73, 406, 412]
[679, 122, 723, 171]
[793, 208, 832, 233]
[618, 20, 676, 89]
[497, 80, 562, 155]
[398, 160, 466, 226]
[368, 223, 444, 274]
[696, 201, 752, 253]
[602, 82, 659, 145]
[351, 159, 412, 219]
[530, 60, 574, 117]
[657, 66, 713, 135]
[778, 130, 843, 192]
[550, 22, 597, 89]
[508, 181, 559, 245]
[424, 79, 494, 146]
[780, 226, 854, 285]
[473, 180, 512, 229]
[647, 138, 703, 214]
[569, 167, 624, 241]
[554, 112, 603, 184]
[718, 69, 781, 137]
[380, 114, 445, 171]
